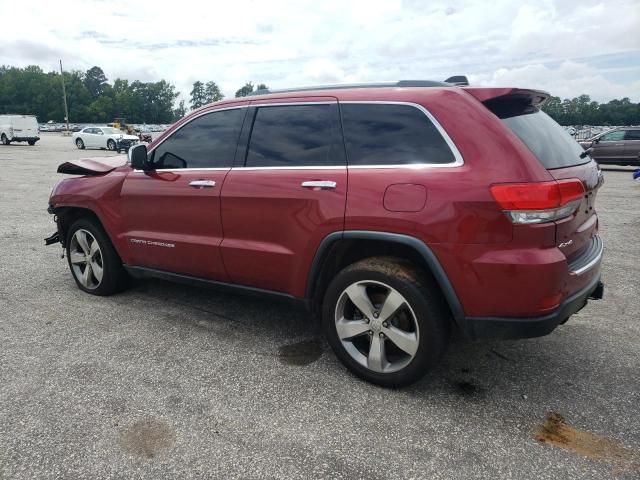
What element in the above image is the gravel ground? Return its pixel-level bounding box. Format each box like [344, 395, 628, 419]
[0, 134, 639, 479]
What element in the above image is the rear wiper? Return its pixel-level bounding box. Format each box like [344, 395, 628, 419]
[580, 147, 593, 159]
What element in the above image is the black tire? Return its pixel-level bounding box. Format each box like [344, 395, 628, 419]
[76, 138, 85, 149]
[322, 257, 450, 388]
[28, 140, 36, 146]
[1, 134, 10, 145]
[107, 139, 116, 151]
[66, 217, 129, 296]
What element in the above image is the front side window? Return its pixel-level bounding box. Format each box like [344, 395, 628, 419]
[151, 108, 245, 169]
[340, 103, 456, 166]
[245, 104, 343, 167]
[600, 130, 624, 142]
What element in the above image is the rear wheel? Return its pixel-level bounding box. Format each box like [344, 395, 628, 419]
[1, 134, 9, 145]
[28, 140, 36, 146]
[322, 257, 450, 387]
[75, 138, 85, 149]
[66, 218, 129, 296]
[107, 139, 116, 151]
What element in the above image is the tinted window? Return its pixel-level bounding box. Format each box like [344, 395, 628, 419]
[340, 104, 455, 165]
[151, 108, 244, 169]
[600, 130, 624, 142]
[495, 106, 587, 169]
[245, 104, 343, 167]
[624, 130, 640, 141]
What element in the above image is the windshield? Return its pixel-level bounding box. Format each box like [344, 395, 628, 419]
[490, 104, 588, 169]
[101, 127, 122, 135]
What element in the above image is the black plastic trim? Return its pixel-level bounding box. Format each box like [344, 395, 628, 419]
[305, 230, 465, 324]
[465, 274, 603, 339]
[124, 265, 308, 309]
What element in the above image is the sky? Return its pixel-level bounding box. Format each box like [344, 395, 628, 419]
[1, 0, 639, 104]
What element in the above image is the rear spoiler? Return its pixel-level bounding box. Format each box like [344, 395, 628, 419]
[463, 87, 550, 107]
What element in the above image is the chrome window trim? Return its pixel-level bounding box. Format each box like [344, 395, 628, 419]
[132, 167, 230, 173]
[340, 101, 464, 168]
[137, 99, 463, 172]
[233, 165, 347, 171]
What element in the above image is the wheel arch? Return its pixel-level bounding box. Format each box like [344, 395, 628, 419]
[53, 206, 110, 248]
[307, 231, 465, 326]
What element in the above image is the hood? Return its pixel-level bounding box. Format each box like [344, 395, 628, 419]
[57, 155, 128, 175]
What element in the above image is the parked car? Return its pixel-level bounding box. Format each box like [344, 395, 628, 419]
[579, 127, 640, 166]
[0, 114, 40, 145]
[46, 80, 604, 387]
[72, 126, 139, 151]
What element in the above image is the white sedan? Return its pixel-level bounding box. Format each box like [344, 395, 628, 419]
[72, 127, 139, 151]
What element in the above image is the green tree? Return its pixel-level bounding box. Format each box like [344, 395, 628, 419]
[174, 99, 187, 121]
[190, 81, 206, 110]
[235, 82, 254, 97]
[204, 81, 223, 103]
[84, 66, 108, 98]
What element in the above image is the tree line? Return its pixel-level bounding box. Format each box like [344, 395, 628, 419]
[0, 64, 269, 124]
[1, 64, 637, 125]
[541, 94, 639, 126]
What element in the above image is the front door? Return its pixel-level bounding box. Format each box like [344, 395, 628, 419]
[220, 99, 347, 297]
[119, 106, 246, 280]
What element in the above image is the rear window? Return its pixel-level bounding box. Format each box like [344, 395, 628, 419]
[340, 103, 455, 166]
[490, 103, 587, 169]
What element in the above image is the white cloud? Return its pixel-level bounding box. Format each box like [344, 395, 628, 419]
[0, 0, 638, 103]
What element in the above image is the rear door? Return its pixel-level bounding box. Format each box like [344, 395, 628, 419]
[220, 98, 347, 296]
[623, 129, 640, 163]
[119, 106, 246, 280]
[84, 128, 100, 148]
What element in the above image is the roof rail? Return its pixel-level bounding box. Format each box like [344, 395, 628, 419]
[247, 78, 467, 96]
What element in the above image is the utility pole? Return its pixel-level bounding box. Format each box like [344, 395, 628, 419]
[59, 59, 70, 134]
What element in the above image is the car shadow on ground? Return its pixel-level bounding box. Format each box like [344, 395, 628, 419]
[118, 276, 615, 404]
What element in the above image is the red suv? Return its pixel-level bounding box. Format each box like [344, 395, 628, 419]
[47, 80, 604, 387]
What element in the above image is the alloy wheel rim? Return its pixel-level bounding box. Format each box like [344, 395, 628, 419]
[69, 229, 104, 289]
[335, 280, 420, 373]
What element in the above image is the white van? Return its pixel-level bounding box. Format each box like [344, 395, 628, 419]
[0, 115, 40, 145]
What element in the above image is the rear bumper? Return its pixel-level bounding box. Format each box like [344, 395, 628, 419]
[463, 274, 603, 339]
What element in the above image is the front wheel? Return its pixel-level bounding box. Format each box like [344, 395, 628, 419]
[1, 134, 9, 145]
[322, 257, 450, 387]
[107, 139, 116, 151]
[75, 138, 85, 149]
[28, 140, 36, 146]
[66, 218, 129, 296]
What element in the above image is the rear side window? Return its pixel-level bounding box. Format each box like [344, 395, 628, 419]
[490, 103, 587, 169]
[340, 103, 456, 166]
[600, 130, 624, 142]
[151, 108, 244, 169]
[624, 130, 640, 141]
[245, 104, 344, 167]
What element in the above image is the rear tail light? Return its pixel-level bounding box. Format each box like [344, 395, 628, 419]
[490, 179, 585, 224]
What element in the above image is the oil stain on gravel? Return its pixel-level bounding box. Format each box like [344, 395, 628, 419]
[278, 338, 323, 366]
[119, 418, 175, 459]
[535, 412, 640, 473]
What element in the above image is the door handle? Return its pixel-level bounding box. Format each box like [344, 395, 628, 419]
[301, 180, 337, 189]
[189, 180, 216, 188]
[614, 143, 625, 146]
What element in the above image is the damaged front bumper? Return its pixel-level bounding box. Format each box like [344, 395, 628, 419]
[45, 204, 62, 246]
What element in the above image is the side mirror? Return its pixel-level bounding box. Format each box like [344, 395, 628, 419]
[594, 138, 600, 144]
[128, 144, 151, 170]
